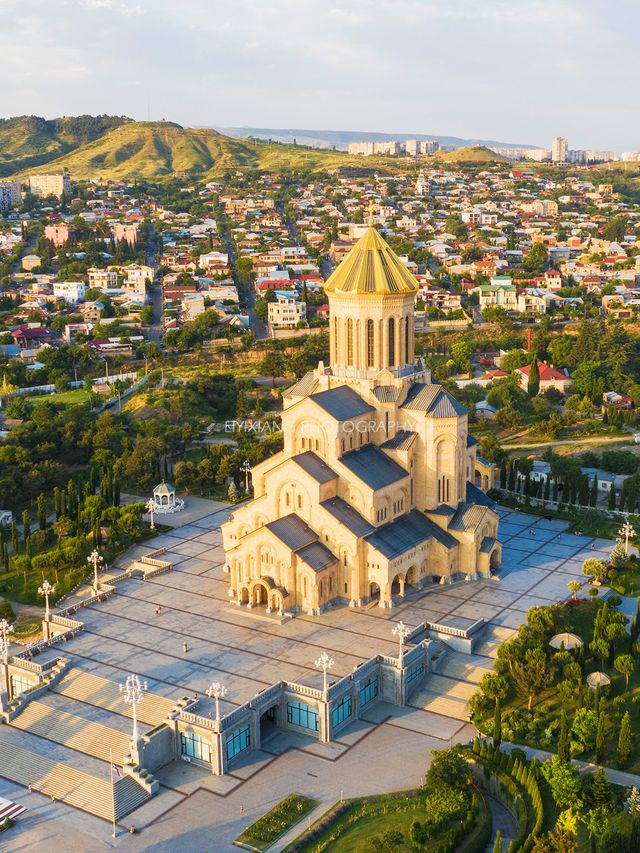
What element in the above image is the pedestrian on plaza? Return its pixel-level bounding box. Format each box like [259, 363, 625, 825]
[183, 641, 188, 654]
[240, 804, 244, 814]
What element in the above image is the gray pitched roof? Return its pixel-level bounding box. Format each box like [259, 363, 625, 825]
[373, 385, 400, 403]
[292, 452, 337, 484]
[282, 371, 319, 398]
[297, 541, 337, 572]
[466, 481, 497, 509]
[340, 444, 408, 490]
[380, 430, 417, 451]
[310, 385, 374, 421]
[402, 382, 467, 418]
[448, 503, 488, 532]
[266, 514, 317, 550]
[321, 496, 375, 537]
[365, 509, 457, 558]
[480, 536, 497, 554]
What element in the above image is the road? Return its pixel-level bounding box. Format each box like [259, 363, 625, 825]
[504, 434, 634, 451]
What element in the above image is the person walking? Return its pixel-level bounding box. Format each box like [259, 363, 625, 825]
[183, 640, 188, 654]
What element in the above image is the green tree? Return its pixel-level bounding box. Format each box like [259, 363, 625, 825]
[558, 709, 570, 761]
[590, 766, 611, 810]
[617, 711, 633, 766]
[541, 756, 583, 811]
[527, 356, 540, 397]
[493, 697, 502, 748]
[493, 829, 502, 853]
[614, 654, 635, 689]
[37, 493, 46, 530]
[595, 710, 606, 763]
[512, 646, 550, 709]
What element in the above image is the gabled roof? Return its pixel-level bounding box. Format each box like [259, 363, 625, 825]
[323, 223, 419, 295]
[266, 514, 317, 550]
[310, 385, 374, 421]
[366, 509, 458, 558]
[297, 541, 337, 572]
[320, 496, 375, 537]
[517, 362, 570, 381]
[402, 383, 467, 418]
[448, 503, 488, 532]
[372, 385, 400, 403]
[380, 430, 417, 451]
[340, 444, 408, 490]
[292, 452, 337, 484]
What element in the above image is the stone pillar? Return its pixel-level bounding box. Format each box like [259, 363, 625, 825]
[211, 729, 225, 776]
[318, 696, 331, 743]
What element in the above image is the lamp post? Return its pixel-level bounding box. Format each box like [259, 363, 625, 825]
[0, 618, 13, 708]
[618, 521, 636, 555]
[240, 460, 251, 494]
[120, 674, 147, 743]
[87, 548, 104, 594]
[206, 681, 228, 722]
[145, 497, 156, 531]
[314, 650, 335, 693]
[392, 621, 411, 668]
[38, 580, 56, 622]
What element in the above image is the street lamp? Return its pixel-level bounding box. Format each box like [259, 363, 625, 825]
[0, 618, 13, 708]
[314, 650, 335, 693]
[38, 580, 56, 622]
[618, 521, 636, 555]
[392, 621, 411, 667]
[145, 497, 156, 531]
[120, 674, 147, 743]
[206, 681, 228, 722]
[240, 460, 251, 494]
[87, 548, 104, 594]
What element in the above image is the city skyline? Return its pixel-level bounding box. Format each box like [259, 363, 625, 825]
[1, 0, 639, 151]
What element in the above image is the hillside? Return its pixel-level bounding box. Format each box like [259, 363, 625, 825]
[435, 145, 508, 163]
[9, 121, 354, 181]
[0, 115, 129, 177]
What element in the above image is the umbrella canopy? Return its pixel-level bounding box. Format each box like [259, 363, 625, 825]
[549, 632, 583, 650]
[586, 671, 611, 688]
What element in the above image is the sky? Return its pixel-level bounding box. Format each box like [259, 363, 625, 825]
[0, 0, 638, 150]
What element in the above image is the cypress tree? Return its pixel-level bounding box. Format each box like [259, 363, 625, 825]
[579, 474, 590, 506]
[54, 486, 61, 520]
[528, 356, 540, 397]
[500, 460, 507, 489]
[493, 697, 502, 748]
[552, 477, 559, 502]
[508, 463, 516, 492]
[591, 766, 611, 808]
[608, 482, 616, 511]
[590, 475, 598, 507]
[21, 509, 30, 541]
[25, 535, 32, 560]
[493, 830, 502, 853]
[11, 521, 19, 554]
[618, 711, 633, 766]
[558, 709, 570, 762]
[37, 493, 46, 530]
[113, 478, 120, 507]
[596, 710, 606, 763]
[2, 541, 9, 573]
[543, 477, 550, 501]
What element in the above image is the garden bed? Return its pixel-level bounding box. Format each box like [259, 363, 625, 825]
[235, 794, 317, 851]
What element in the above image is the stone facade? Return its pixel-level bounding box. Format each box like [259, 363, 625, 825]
[222, 223, 500, 615]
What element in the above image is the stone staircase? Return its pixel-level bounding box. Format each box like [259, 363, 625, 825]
[0, 738, 148, 820]
[53, 669, 177, 726]
[9, 699, 131, 765]
[473, 624, 516, 659]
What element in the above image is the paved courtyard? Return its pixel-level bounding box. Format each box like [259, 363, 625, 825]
[0, 504, 617, 851]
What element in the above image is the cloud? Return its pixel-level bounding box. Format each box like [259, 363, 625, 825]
[79, 0, 143, 16]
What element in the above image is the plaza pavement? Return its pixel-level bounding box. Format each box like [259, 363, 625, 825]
[0, 504, 619, 852]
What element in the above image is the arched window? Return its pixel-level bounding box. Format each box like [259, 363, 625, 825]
[388, 317, 395, 366]
[367, 319, 375, 367]
[404, 316, 410, 364]
[346, 318, 354, 366]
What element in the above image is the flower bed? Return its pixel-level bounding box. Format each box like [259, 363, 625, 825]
[235, 794, 317, 851]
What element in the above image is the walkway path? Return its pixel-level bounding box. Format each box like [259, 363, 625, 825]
[485, 792, 518, 852]
[502, 742, 640, 788]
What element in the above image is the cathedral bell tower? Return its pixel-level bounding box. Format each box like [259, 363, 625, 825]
[323, 209, 419, 380]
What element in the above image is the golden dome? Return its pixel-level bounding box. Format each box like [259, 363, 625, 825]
[324, 223, 419, 295]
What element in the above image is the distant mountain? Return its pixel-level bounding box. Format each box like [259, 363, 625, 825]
[212, 125, 540, 152]
[6, 120, 351, 180]
[0, 115, 130, 177]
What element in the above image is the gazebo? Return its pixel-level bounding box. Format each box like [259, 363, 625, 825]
[152, 482, 185, 514]
[549, 632, 583, 651]
[586, 672, 611, 689]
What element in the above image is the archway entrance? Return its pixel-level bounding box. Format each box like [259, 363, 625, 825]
[369, 582, 380, 601]
[406, 566, 418, 588]
[239, 586, 249, 605]
[391, 574, 404, 597]
[490, 549, 500, 574]
[252, 581, 270, 608]
[260, 705, 278, 744]
[431, 574, 442, 585]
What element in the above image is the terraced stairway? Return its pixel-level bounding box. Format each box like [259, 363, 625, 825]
[473, 624, 516, 658]
[10, 699, 131, 765]
[53, 669, 177, 726]
[0, 739, 147, 820]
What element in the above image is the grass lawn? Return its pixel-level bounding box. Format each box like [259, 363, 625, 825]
[23, 388, 92, 408]
[311, 803, 428, 852]
[236, 794, 317, 851]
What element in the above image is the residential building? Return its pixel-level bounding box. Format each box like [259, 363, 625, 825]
[111, 223, 139, 246]
[44, 222, 74, 247]
[551, 137, 568, 163]
[88, 269, 119, 290]
[0, 180, 21, 207]
[53, 281, 86, 304]
[473, 278, 518, 310]
[268, 293, 307, 328]
[515, 361, 572, 395]
[28, 172, 71, 198]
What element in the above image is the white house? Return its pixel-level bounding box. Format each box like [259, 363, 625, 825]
[53, 281, 85, 304]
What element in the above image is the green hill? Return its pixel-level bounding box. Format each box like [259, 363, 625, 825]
[0, 114, 130, 177]
[436, 145, 507, 163]
[5, 120, 353, 181]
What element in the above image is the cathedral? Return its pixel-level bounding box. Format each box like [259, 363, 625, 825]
[222, 220, 500, 615]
